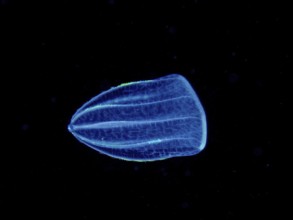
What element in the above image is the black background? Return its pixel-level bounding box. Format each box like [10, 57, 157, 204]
[1, 0, 287, 218]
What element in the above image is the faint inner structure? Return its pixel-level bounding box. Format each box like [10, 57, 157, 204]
[68, 74, 207, 162]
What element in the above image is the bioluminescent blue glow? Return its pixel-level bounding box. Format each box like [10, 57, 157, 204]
[68, 74, 207, 162]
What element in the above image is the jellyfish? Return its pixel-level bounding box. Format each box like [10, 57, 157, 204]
[68, 74, 207, 161]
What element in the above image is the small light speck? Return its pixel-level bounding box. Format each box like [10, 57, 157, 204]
[1, 0, 8, 5]
[133, 165, 139, 171]
[228, 72, 240, 84]
[107, 0, 116, 5]
[253, 147, 263, 157]
[181, 201, 190, 209]
[166, 25, 177, 35]
[74, 64, 81, 69]
[51, 97, 57, 104]
[184, 169, 192, 177]
[21, 123, 30, 131]
[160, 167, 168, 176]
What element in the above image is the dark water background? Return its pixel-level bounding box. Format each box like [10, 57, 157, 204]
[1, 0, 287, 218]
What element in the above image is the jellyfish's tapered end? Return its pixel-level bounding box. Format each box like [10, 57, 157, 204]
[67, 124, 73, 133]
